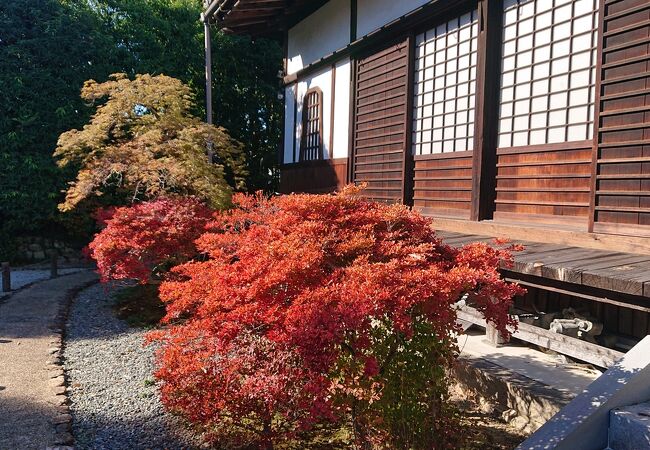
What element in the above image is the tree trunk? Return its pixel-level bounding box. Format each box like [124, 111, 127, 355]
[260, 421, 273, 450]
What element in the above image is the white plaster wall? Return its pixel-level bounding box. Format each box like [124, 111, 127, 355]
[284, 67, 333, 163]
[283, 60, 352, 164]
[332, 58, 351, 159]
[357, 0, 432, 37]
[287, 0, 351, 75]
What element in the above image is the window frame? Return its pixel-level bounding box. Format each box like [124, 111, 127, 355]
[497, 0, 599, 149]
[300, 87, 324, 161]
[411, 8, 480, 156]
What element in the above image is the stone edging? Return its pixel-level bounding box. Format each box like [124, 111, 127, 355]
[46, 273, 99, 450]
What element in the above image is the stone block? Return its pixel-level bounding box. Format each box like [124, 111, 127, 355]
[517, 336, 650, 450]
[609, 402, 650, 450]
[485, 322, 508, 346]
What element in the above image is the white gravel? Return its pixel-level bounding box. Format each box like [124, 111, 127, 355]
[64, 283, 202, 449]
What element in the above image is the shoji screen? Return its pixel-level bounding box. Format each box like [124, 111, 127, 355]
[498, 0, 599, 147]
[411, 9, 479, 219]
[412, 10, 479, 155]
[494, 0, 599, 227]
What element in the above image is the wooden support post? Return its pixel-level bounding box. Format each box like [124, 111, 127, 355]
[347, 58, 358, 184]
[471, 0, 503, 221]
[203, 15, 214, 164]
[203, 17, 213, 126]
[402, 34, 416, 206]
[1, 262, 10, 292]
[587, 0, 606, 233]
[50, 253, 58, 279]
[350, 0, 357, 42]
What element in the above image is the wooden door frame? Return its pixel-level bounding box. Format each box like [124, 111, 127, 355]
[587, 0, 606, 233]
[470, 0, 503, 221]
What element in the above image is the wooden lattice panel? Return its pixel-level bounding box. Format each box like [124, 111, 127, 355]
[352, 39, 410, 203]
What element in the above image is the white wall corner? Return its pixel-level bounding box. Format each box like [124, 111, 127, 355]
[287, 0, 351, 75]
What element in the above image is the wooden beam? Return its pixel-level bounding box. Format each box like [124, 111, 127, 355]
[470, 0, 502, 221]
[502, 276, 650, 314]
[457, 305, 624, 368]
[329, 63, 336, 158]
[203, 20, 213, 125]
[430, 217, 650, 256]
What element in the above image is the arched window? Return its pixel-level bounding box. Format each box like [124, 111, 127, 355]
[300, 88, 324, 161]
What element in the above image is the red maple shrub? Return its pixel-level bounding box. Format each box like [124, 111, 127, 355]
[87, 197, 212, 283]
[150, 188, 524, 448]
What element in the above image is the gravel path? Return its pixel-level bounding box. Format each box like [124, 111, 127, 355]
[4, 268, 85, 292]
[65, 283, 202, 449]
[0, 270, 98, 449]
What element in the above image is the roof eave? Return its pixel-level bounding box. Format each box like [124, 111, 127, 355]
[203, 0, 327, 38]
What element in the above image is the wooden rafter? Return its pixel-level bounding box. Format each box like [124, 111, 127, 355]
[204, 0, 325, 37]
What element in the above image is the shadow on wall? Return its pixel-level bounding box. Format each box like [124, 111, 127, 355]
[279, 158, 348, 194]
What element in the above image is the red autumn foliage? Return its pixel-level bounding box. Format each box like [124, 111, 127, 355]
[87, 197, 212, 283]
[149, 188, 524, 447]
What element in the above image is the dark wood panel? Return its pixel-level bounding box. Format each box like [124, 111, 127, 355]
[280, 158, 348, 194]
[593, 0, 650, 235]
[512, 282, 650, 340]
[352, 39, 411, 203]
[495, 143, 593, 226]
[413, 153, 472, 219]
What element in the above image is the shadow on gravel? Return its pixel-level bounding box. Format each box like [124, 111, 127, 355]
[71, 412, 203, 450]
[63, 282, 131, 342]
[0, 393, 200, 450]
[0, 394, 59, 449]
[0, 271, 98, 340]
[65, 282, 204, 450]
